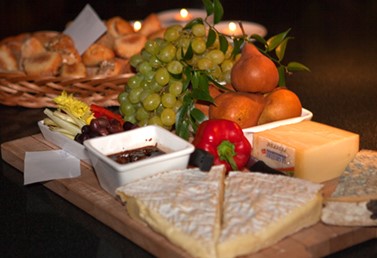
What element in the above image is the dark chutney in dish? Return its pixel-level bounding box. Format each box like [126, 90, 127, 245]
[108, 145, 165, 164]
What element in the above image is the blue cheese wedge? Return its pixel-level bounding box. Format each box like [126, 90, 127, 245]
[217, 172, 323, 258]
[322, 150, 377, 226]
[116, 165, 226, 258]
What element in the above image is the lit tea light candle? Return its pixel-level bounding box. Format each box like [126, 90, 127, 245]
[224, 21, 242, 36]
[175, 8, 193, 21]
[215, 21, 267, 38]
[133, 20, 142, 32]
[157, 8, 209, 27]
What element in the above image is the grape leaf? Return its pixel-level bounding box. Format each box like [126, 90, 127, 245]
[213, 0, 224, 24]
[190, 108, 207, 124]
[266, 28, 291, 52]
[277, 66, 286, 86]
[202, 0, 214, 17]
[207, 75, 227, 89]
[287, 61, 311, 72]
[183, 43, 194, 61]
[206, 28, 217, 48]
[275, 37, 292, 61]
[191, 71, 200, 89]
[176, 94, 193, 140]
[219, 34, 229, 54]
[192, 86, 213, 103]
[182, 66, 192, 91]
[231, 37, 245, 57]
[250, 34, 266, 45]
[184, 18, 204, 30]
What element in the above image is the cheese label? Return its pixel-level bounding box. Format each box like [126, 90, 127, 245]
[258, 136, 295, 174]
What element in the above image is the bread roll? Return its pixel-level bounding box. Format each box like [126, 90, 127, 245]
[114, 33, 147, 59]
[21, 37, 46, 59]
[47, 34, 81, 65]
[0, 33, 30, 68]
[95, 33, 115, 49]
[97, 58, 130, 76]
[32, 31, 60, 46]
[139, 13, 162, 37]
[106, 16, 134, 38]
[148, 28, 166, 40]
[23, 51, 62, 76]
[82, 43, 115, 66]
[60, 62, 87, 78]
[86, 66, 99, 77]
[0, 44, 18, 72]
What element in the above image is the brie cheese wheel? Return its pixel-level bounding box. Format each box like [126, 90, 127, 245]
[116, 165, 226, 258]
[217, 172, 323, 258]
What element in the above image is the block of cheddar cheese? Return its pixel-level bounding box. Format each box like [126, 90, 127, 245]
[252, 121, 359, 182]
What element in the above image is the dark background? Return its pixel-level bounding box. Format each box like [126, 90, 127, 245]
[1, 1, 377, 257]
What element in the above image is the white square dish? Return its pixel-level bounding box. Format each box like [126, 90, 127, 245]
[83, 125, 195, 196]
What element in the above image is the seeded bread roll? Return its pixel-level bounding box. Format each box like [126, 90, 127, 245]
[82, 43, 115, 67]
[23, 51, 62, 76]
[114, 33, 147, 59]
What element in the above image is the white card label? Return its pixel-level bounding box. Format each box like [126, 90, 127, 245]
[63, 4, 107, 54]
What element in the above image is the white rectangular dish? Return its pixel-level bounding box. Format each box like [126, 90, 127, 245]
[38, 120, 92, 165]
[242, 108, 313, 145]
[83, 125, 195, 196]
[243, 108, 313, 133]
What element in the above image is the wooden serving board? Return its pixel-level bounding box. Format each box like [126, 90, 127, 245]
[1, 134, 376, 258]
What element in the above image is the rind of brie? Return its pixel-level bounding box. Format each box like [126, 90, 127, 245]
[217, 172, 323, 258]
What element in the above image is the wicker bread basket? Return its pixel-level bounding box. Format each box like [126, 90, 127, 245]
[0, 72, 133, 108]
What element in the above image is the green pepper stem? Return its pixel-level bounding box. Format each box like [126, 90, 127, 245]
[217, 140, 239, 171]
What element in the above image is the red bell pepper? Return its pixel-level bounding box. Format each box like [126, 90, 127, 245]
[192, 119, 252, 172]
[90, 104, 124, 126]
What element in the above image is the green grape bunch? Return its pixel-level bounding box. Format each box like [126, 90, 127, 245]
[118, 16, 237, 139]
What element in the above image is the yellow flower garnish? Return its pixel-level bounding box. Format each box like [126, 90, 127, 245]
[53, 91, 94, 125]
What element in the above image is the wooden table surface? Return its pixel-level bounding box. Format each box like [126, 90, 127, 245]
[1, 0, 377, 257]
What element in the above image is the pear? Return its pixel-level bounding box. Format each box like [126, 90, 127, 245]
[231, 43, 279, 93]
[209, 91, 265, 129]
[258, 88, 302, 125]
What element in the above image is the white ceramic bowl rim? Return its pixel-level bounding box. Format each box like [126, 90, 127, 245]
[83, 125, 195, 172]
